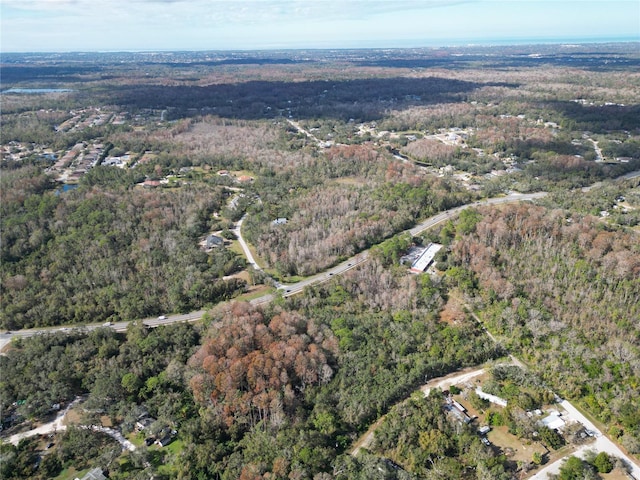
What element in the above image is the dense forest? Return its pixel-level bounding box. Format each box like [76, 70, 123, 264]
[2, 257, 504, 479]
[0, 167, 246, 328]
[1, 44, 640, 479]
[446, 202, 640, 453]
[243, 144, 473, 277]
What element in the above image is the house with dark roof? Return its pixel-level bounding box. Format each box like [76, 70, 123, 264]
[135, 417, 155, 431]
[206, 234, 224, 248]
[155, 435, 173, 447]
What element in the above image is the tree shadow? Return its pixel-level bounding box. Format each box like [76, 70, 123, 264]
[547, 101, 640, 133]
[106, 76, 517, 122]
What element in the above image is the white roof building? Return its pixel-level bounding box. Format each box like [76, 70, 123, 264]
[541, 411, 566, 431]
[410, 243, 443, 273]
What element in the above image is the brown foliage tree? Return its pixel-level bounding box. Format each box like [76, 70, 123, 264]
[189, 303, 337, 428]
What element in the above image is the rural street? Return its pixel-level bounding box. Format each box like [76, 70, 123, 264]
[350, 364, 640, 480]
[232, 214, 262, 271]
[529, 399, 640, 479]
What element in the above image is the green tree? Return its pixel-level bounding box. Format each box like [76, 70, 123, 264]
[457, 208, 482, 235]
[539, 426, 564, 450]
[532, 451, 543, 466]
[121, 372, 142, 397]
[591, 451, 613, 474]
[558, 456, 591, 480]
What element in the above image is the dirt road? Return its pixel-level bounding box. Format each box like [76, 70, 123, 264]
[350, 366, 486, 455]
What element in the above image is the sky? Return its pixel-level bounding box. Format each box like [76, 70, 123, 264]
[1, 0, 639, 52]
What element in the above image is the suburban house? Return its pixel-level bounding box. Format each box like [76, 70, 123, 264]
[155, 435, 173, 447]
[135, 417, 155, 431]
[206, 234, 224, 248]
[444, 396, 472, 424]
[541, 411, 566, 431]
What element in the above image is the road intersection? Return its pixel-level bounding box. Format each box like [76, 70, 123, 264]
[0, 191, 547, 351]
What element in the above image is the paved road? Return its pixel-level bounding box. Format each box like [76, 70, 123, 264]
[0, 184, 624, 344]
[0, 310, 206, 351]
[275, 191, 547, 297]
[617, 170, 640, 181]
[0, 191, 546, 348]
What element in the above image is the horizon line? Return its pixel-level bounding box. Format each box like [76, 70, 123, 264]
[2, 37, 638, 55]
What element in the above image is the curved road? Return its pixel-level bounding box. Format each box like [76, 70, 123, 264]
[273, 191, 547, 297]
[351, 367, 488, 456]
[0, 191, 546, 350]
[2, 179, 633, 347]
[2, 179, 639, 474]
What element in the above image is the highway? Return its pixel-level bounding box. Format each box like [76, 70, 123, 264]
[0, 191, 546, 351]
[0, 310, 207, 351]
[274, 191, 547, 297]
[12, 180, 640, 352]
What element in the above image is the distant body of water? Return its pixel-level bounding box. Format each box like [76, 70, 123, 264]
[2, 88, 74, 94]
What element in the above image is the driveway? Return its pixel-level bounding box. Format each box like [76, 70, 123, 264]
[351, 366, 486, 456]
[7, 396, 82, 445]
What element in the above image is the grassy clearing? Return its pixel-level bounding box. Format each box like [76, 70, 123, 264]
[127, 432, 146, 448]
[487, 425, 548, 464]
[55, 466, 84, 480]
[334, 177, 367, 186]
[237, 285, 274, 301]
[454, 393, 549, 467]
[228, 240, 245, 256]
[64, 407, 82, 426]
[164, 438, 184, 455]
[602, 467, 636, 480]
